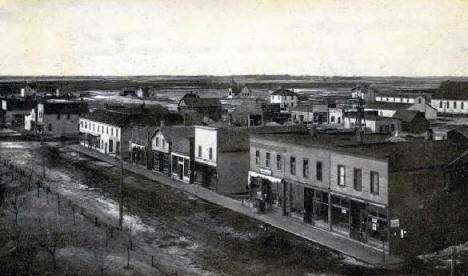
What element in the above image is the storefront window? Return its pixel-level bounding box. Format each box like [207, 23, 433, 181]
[367, 205, 388, 245]
[331, 195, 350, 235]
[313, 190, 328, 227]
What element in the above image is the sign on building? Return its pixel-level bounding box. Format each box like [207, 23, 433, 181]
[390, 219, 400, 228]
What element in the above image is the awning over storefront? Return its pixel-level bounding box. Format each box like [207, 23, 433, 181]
[248, 171, 282, 186]
[330, 191, 386, 209]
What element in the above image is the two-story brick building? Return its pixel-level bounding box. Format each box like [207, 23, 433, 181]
[194, 125, 308, 195]
[248, 133, 468, 256]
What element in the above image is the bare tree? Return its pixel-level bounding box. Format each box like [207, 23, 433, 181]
[122, 221, 138, 269]
[89, 234, 114, 276]
[2, 218, 40, 276]
[4, 191, 27, 225]
[37, 216, 71, 270]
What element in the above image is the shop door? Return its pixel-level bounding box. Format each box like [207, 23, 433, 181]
[178, 159, 184, 180]
[350, 201, 368, 242]
[304, 187, 314, 223]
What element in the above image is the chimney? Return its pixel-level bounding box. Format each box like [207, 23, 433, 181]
[160, 120, 165, 127]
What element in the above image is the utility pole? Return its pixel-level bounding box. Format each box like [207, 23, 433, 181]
[119, 154, 124, 229]
[41, 126, 45, 179]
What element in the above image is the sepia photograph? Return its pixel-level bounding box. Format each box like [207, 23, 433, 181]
[0, 0, 468, 275]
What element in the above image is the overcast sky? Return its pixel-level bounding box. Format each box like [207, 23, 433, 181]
[1, 0, 467, 76]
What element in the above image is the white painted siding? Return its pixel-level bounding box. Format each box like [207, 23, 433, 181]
[152, 130, 169, 153]
[79, 118, 122, 154]
[194, 126, 217, 166]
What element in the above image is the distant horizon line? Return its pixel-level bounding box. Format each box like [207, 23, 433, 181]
[0, 74, 468, 79]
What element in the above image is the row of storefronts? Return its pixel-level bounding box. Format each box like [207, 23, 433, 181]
[248, 172, 389, 250]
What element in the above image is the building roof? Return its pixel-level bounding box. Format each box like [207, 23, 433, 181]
[292, 104, 328, 113]
[392, 110, 423, 123]
[180, 92, 200, 101]
[232, 101, 263, 115]
[447, 126, 468, 140]
[81, 109, 178, 128]
[1, 98, 37, 111]
[41, 101, 88, 114]
[152, 126, 194, 155]
[130, 126, 159, 146]
[351, 83, 377, 93]
[179, 97, 221, 108]
[270, 88, 297, 97]
[216, 125, 308, 152]
[251, 133, 468, 171]
[156, 126, 194, 142]
[365, 102, 412, 111]
[345, 111, 397, 122]
[433, 81, 468, 100]
[376, 89, 436, 99]
[228, 82, 252, 96]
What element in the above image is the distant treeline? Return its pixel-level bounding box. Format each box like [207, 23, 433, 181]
[1, 75, 466, 95]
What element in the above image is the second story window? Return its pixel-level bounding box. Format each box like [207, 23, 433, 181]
[111, 128, 113, 136]
[162, 139, 165, 147]
[67, 114, 70, 120]
[447, 101, 450, 109]
[198, 145, 202, 157]
[370, 171, 379, 195]
[316, 161, 322, 181]
[440, 101, 443, 108]
[255, 150, 260, 165]
[265, 152, 271, 168]
[454, 102, 457, 109]
[303, 159, 309, 178]
[353, 168, 362, 191]
[462, 102, 465, 109]
[290, 156, 296, 175]
[57, 114, 61, 120]
[209, 147, 213, 160]
[338, 165, 345, 186]
[156, 137, 159, 147]
[276, 154, 282, 170]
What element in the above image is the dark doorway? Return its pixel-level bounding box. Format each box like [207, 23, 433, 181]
[179, 163, 183, 180]
[304, 187, 314, 223]
[351, 200, 367, 242]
